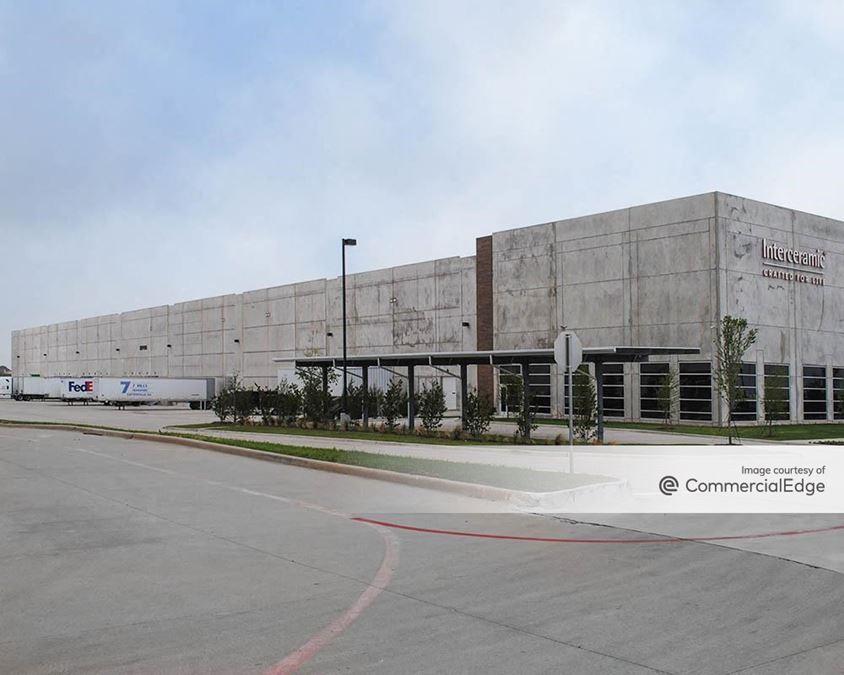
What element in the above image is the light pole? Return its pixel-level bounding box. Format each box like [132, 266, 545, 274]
[341, 238, 357, 418]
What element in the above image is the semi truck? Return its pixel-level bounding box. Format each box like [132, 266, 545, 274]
[12, 376, 62, 401]
[0, 376, 11, 399]
[10, 376, 213, 408]
[97, 377, 214, 408]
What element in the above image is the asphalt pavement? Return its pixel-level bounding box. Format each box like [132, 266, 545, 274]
[2, 426, 843, 674]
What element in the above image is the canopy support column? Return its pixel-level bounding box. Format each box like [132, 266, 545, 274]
[460, 363, 468, 427]
[521, 360, 531, 441]
[407, 364, 416, 431]
[594, 360, 605, 443]
[362, 366, 369, 428]
[321, 366, 329, 420]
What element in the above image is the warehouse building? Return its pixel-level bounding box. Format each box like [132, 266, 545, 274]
[11, 192, 844, 424]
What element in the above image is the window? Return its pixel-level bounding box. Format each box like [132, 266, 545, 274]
[763, 364, 790, 422]
[601, 363, 625, 418]
[730, 363, 757, 421]
[803, 365, 827, 420]
[834, 368, 844, 421]
[680, 362, 712, 421]
[639, 362, 669, 420]
[500, 363, 552, 416]
[527, 363, 552, 415]
[139, 345, 148, 351]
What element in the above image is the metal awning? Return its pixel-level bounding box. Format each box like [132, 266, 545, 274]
[273, 345, 700, 442]
[273, 346, 699, 369]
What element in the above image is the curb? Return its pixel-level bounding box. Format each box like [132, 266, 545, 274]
[1, 422, 629, 510]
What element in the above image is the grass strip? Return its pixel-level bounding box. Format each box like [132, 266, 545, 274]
[604, 421, 844, 441]
[168, 422, 560, 446]
[165, 432, 605, 492]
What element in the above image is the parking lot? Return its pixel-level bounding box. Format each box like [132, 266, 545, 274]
[2, 425, 843, 674]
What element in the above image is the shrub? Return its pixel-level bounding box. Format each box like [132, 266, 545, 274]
[416, 380, 447, 433]
[277, 378, 302, 423]
[573, 367, 597, 442]
[463, 388, 494, 437]
[232, 387, 256, 426]
[298, 366, 337, 424]
[255, 385, 278, 425]
[211, 385, 234, 423]
[382, 379, 407, 431]
[346, 380, 364, 420]
[212, 376, 257, 426]
[499, 369, 537, 440]
[367, 386, 384, 419]
[514, 395, 537, 441]
[657, 367, 679, 427]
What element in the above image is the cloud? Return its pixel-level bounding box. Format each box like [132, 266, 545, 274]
[2, 1, 844, 366]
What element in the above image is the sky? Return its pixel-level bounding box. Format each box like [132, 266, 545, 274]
[2, 0, 844, 366]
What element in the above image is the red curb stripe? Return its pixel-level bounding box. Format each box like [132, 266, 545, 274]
[263, 525, 400, 675]
[352, 517, 844, 544]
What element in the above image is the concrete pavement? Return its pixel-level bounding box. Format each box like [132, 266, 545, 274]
[2, 426, 843, 674]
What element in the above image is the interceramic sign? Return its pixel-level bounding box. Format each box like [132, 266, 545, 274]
[761, 238, 826, 286]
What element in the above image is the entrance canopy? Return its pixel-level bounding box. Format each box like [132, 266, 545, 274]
[273, 345, 700, 441]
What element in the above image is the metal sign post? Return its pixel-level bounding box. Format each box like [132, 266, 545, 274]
[554, 331, 583, 474]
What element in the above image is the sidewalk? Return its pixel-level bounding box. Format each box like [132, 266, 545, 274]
[183, 427, 796, 477]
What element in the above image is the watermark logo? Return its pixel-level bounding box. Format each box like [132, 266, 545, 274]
[659, 475, 679, 496]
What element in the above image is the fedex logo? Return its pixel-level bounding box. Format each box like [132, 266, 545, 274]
[68, 380, 94, 393]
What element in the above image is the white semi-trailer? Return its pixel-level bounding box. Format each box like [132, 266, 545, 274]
[97, 377, 213, 407]
[0, 376, 11, 399]
[12, 377, 62, 401]
[59, 378, 98, 403]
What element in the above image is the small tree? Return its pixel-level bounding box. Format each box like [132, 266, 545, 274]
[499, 368, 536, 439]
[573, 367, 597, 442]
[656, 367, 679, 427]
[382, 379, 407, 432]
[713, 315, 758, 444]
[276, 378, 301, 424]
[463, 388, 494, 437]
[298, 366, 337, 425]
[416, 380, 447, 433]
[762, 374, 789, 436]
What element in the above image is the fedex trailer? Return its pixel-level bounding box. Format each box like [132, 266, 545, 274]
[97, 378, 213, 407]
[12, 377, 62, 401]
[0, 377, 11, 399]
[60, 378, 98, 403]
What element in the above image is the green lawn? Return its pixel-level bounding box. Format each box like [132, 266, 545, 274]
[468, 416, 844, 441]
[604, 421, 844, 441]
[167, 432, 603, 492]
[169, 422, 562, 446]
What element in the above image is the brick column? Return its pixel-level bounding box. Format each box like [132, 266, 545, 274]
[476, 236, 495, 403]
